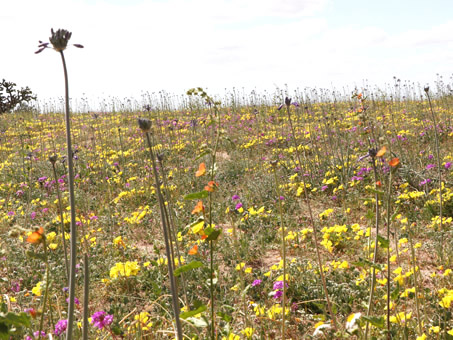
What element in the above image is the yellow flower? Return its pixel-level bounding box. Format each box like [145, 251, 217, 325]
[416, 334, 427, 340]
[32, 281, 43, 296]
[241, 327, 254, 337]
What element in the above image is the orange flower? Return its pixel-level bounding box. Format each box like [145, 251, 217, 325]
[357, 93, 363, 99]
[27, 227, 44, 244]
[376, 146, 387, 158]
[192, 201, 204, 214]
[389, 158, 400, 167]
[188, 244, 198, 255]
[376, 181, 382, 187]
[204, 181, 218, 192]
[195, 163, 206, 177]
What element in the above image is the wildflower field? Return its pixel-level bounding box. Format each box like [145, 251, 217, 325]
[0, 86, 452, 339]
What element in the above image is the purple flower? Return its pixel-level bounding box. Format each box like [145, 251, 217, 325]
[445, 162, 452, 170]
[54, 319, 68, 336]
[232, 195, 240, 201]
[279, 196, 285, 200]
[33, 330, 46, 338]
[428, 154, 434, 160]
[426, 164, 435, 170]
[235, 202, 243, 210]
[30, 211, 37, 220]
[91, 311, 114, 329]
[273, 281, 288, 290]
[277, 104, 284, 110]
[252, 279, 262, 287]
[66, 297, 80, 305]
[273, 290, 283, 299]
[321, 185, 328, 191]
[38, 176, 48, 182]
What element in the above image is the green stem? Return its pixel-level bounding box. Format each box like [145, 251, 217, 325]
[51, 160, 70, 283]
[144, 132, 183, 340]
[38, 238, 50, 340]
[285, 103, 337, 331]
[425, 91, 444, 262]
[365, 156, 380, 339]
[273, 168, 286, 340]
[59, 50, 78, 340]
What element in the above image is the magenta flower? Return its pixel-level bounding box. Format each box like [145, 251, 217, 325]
[252, 279, 262, 287]
[235, 202, 243, 210]
[54, 319, 68, 336]
[232, 195, 240, 201]
[445, 162, 452, 170]
[91, 311, 114, 329]
[426, 164, 435, 170]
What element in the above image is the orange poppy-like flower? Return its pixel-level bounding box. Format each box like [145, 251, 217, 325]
[188, 244, 198, 255]
[195, 163, 206, 177]
[376, 146, 387, 158]
[357, 93, 363, 99]
[192, 201, 204, 214]
[389, 158, 400, 167]
[204, 181, 218, 192]
[376, 181, 382, 187]
[27, 227, 44, 244]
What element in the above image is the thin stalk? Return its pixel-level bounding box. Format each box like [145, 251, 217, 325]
[386, 166, 393, 339]
[272, 167, 286, 340]
[83, 253, 89, 340]
[365, 155, 380, 339]
[59, 50, 78, 340]
[285, 101, 338, 331]
[425, 90, 444, 261]
[408, 229, 423, 336]
[51, 160, 70, 283]
[38, 238, 50, 340]
[144, 131, 183, 340]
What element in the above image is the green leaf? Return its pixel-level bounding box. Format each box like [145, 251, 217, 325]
[367, 187, 385, 196]
[180, 305, 207, 319]
[195, 150, 211, 161]
[186, 317, 208, 328]
[205, 229, 221, 241]
[391, 282, 400, 301]
[217, 311, 232, 322]
[362, 315, 385, 329]
[377, 235, 389, 249]
[352, 259, 383, 271]
[174, 261, 203, 277]
[184, 191, 208, 200]
[25, 251, 46, 261]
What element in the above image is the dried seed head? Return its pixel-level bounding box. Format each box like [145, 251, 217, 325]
[285, 97, 291, 107]
[49, 28, 72, 52]
[137, 118, 152, 132]
[424, 86, 429, 93]
[49, 155, 58, 164]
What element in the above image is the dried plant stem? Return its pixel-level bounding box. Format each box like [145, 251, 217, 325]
[144, 132, 183, 340]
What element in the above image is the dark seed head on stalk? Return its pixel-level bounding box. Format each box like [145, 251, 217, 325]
[35, 28, 84, 54]
[48, 155, 57, 164]
[424, 86, 430, 93]
[285, 97, 291, 107]
[137, 117, 152, 132]
[369, 148, 377, 159]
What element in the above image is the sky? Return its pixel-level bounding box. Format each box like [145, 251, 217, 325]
[1, 0, 453, 108]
